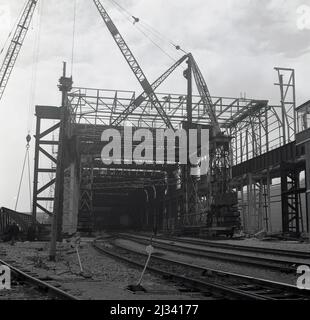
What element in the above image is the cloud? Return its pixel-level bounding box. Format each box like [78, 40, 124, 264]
[215, 0, 310, 58]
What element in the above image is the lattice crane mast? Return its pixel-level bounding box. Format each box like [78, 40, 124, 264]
[93, 0, 172, 128]
[190, 56, 239, 231]
[190, 54, 220, 134]
[0, 0, 38, 102]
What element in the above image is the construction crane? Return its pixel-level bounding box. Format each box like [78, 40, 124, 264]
[190, 54, 220, 134]
[93, 0, 239, 233]
[189, 55, 238, 232]
[93, 0, 172, 128]
[0, 0, 38, 102]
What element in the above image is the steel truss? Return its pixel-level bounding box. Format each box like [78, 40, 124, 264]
[33, 66, 301, 236]
[68, 88, 266, 129]
[274, 67, 296, 144]
[66, 87, 267, 233]
[229, 68, 304, 235]
[0, 0, 38, 101]
[32, 106, 60, 219]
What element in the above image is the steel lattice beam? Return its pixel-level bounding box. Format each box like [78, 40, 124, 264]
[93, 0, 172, 128]
[112, 54, 189, 126]
[0, 0, 38, 101]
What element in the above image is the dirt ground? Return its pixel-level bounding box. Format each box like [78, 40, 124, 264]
[0, 239, 208, 300]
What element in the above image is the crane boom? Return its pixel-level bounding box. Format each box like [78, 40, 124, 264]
[190, 54, 220, 134]
[93, 0, 172, 128]
[0, 0, 38, 102]
[112, 54, 188, 126]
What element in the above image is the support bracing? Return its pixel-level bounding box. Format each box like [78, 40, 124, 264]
[281, 162, 305, 236]
[274, 67, 296, 144]
[32, 107, 60, 221]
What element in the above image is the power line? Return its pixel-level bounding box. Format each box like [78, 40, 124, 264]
[134, 24, 177, 63]
[15, 136, 32, 212]
[105, 0, 185, 62]
[27, 144, 32, 213]
[71, 0, 78, 76]
[27, 0, 44, 134]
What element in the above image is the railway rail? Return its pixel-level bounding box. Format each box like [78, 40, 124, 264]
[145, 234, 310, 260]
[116, 233, 310, 273]
[92, 237, 310, 300]
[0, 254, 79, 300]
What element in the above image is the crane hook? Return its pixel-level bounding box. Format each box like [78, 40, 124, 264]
[174, 44, 187, 54]
[26, 134, 31, 147]
[132, 16, 140, 25]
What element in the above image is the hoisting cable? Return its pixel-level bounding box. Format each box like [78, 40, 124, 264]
[138, 19, 188, 54]
[15, 134, 32, 212]
[27, 0, 44, 134]
[105, 0, 187, 60]
[105, 0, 176, 61]
[71, 0, 78, 76]
[134, 24, 177, 62]
[27, 137, 32, 213]
[105, 0, 132, 19]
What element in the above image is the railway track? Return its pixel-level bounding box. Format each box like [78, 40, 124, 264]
[0, 255, 79, 300]
[93, 238, 310, 300]
[145, 234, 310, 260]
[117, 233, 310, 273]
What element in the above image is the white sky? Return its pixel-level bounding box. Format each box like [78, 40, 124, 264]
[0, 0, 310, 212]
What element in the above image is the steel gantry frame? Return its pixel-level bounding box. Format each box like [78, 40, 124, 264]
[33, 64, 305, 237]
[32, 106, 60, 220]
[66, 86, 268, 229]
[29, 0, 304, 238]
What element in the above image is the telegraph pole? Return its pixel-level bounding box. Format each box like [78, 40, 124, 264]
[183, 57, 193, 218]
[185, 57, 192, 124]
[49, 62, 73, 261]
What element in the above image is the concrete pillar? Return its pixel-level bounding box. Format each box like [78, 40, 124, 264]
[258, 180, 264, 231]
[62, 163, 79, 235]
[248, 173, 254, 233]
[266, 170, 272, 232]
[240, 183, 247, 232]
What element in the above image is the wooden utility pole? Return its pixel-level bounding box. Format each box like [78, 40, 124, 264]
[183, 57, 193, 218]
[49, 62, 73, 261]
[186, 57, 192, 124]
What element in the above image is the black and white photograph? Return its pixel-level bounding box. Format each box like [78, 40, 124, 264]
[0, 0, 310, 314]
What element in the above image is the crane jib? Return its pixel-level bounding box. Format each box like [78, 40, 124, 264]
[0, 0, 38, 102]
[112, 54, 188, 126]
[93, 0, 172, 128]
